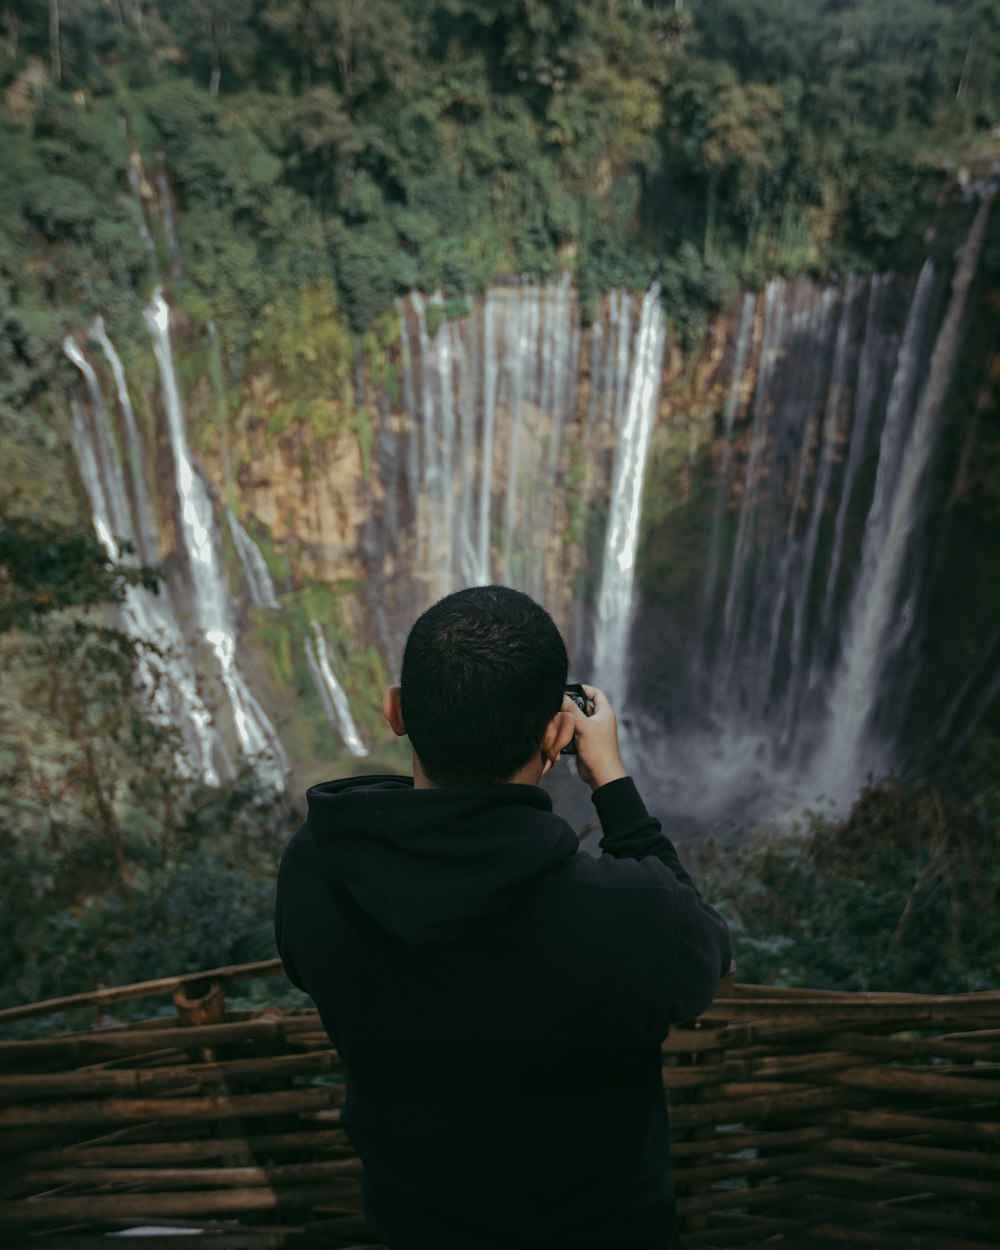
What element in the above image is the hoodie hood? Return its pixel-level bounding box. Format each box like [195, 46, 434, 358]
[306, 774, 579, 945]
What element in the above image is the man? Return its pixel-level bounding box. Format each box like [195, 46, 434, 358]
[275, 585, 732, 1249]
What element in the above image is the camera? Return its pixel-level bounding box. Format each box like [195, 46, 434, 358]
[561, 683, 595, 756]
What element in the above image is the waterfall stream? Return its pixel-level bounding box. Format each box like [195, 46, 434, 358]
[305, 621, 368, 758]
[143, 289, 287, 791]
[392, 282, 666, 682]
[592, 286, 667, 704]
[814, 199, 992, 803]
[228, 510, 282, 611]
[64, 342, 221, 786]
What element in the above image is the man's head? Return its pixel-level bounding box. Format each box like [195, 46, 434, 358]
[383, 585, 570, 787]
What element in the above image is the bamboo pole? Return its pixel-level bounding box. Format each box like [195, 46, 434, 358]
[13, 1157, 364, 1191]
[0, 1085, 345, 1129]
[801, 1223, 996, 1250]
[790, 1160, 1000, 1201]
[0, 1184, 361, 1227]
[0, 1015, 323, 1063]
[20, 1128, 351, 1169]
[671, 1147, 831, 1186]
[822, 1133, 1000, 1173]
[0, 960, 285, 1026]
[825, 1030, 1000, 1062]
[802, 1195, 1000, 1242]
[675, 1177, 816, 1217]
[0, 1049, 340, 1099]
[828, 1065, 1000, 1101]
[668, 1124, 830, 1159]
[829, 1106, 1000, 1142]
[669, 1086, 848, 1128]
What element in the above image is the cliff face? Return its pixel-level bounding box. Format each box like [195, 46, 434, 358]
[54, 191, 1000, 817]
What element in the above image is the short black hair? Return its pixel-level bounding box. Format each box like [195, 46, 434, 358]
[400, 585, 568, 787]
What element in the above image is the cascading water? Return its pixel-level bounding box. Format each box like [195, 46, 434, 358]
[305, 621, 368, 758]
[700, 291, 756, 634]
[814, 198, 992, 804]
[143, 288, 288, 791]
[227, 509, 282, 611]
[629, 199, 993, 822]
[592, 286, 667, 705]
[391, 282, 665, 671]
[90, 316, 159, 567]
[64, 342, 221, 786]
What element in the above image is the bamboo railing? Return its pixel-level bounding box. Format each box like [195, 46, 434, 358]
[1, 963, 997, 1247]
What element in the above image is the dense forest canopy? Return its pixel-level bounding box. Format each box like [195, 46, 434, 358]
[1, 0, 998, 403]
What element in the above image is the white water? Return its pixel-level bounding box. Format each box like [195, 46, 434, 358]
[592, 286, 667, 704]
[394, 282, 665, 673]
[814, 200, 991, 804]
[143, 289, 287, 791]
[64, 352, 220, 786]
[90, 317, 160, 567]
[632, 203, 995, 823]
[701, 291, 756, 626]
[227, 509, 282, 610]
[305, 621, 368, 757]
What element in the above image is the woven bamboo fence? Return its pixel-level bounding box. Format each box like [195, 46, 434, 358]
[0, 963, 997, 1248]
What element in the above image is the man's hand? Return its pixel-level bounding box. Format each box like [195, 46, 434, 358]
[562, 685, 627, 792]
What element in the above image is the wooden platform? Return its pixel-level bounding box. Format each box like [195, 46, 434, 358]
[1, 963, 997, 1247]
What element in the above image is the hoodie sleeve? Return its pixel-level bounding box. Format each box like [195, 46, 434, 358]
[593, 776, 733, 1023]
[274, 828, 308, 992]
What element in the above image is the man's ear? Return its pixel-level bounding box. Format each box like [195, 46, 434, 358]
[541, 708, 575, 763]
[382, 684, 407, 737]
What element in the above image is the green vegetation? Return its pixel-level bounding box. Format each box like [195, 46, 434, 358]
[694, 756, 1000, 993]
[2, 1, 997, 399]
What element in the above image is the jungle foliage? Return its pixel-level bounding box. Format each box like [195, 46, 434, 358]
[1, 0, 997, 385]
[695, 760, 1000, 994]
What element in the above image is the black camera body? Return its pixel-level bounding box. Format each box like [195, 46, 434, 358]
[561, 683, 594, 756]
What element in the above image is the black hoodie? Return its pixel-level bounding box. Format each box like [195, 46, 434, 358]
[275, 774, 731, 1250]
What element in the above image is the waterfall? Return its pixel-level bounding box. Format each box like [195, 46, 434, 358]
[814, 199, 992, 803]
[90, 317, 159, 567]
[227, 509, 282, 610]
[701, 291, 756, 626]
[477, 292, 499, 584]
[228, 505, 372, 745]
[305, 621, 368, 758]
[389, 281, 663, 658]
[65, 346, 221, 786]
[711, 280, 787, 711]
[592, 286, 667, 704]
[624, 200, 994, 823]
[143, 288, 287, 791]
[780, 277, 859, 736]
[63, 338, 134, 549]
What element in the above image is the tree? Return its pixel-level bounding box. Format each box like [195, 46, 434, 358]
[163, 0, 256, 95]
[263, 0, 413, 107]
